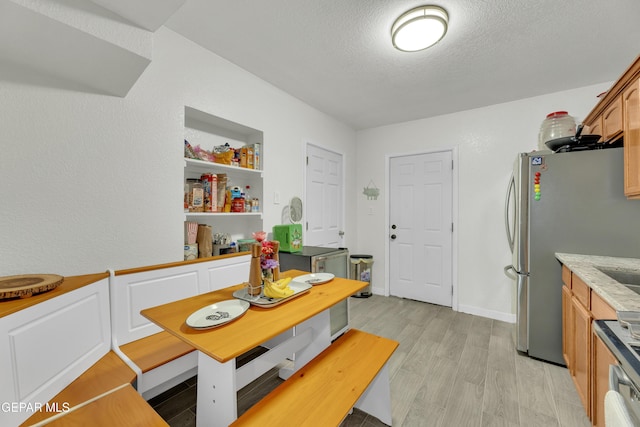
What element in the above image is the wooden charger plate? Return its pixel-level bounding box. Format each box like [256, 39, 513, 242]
[0, 274, 64, 300]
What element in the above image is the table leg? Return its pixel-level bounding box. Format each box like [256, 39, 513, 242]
[279, 309, 331, 379]
[196, 351, 237, 427]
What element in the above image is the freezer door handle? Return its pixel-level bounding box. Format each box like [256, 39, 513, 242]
[504, 172, 516, 253]
[515, 272, 528, 353]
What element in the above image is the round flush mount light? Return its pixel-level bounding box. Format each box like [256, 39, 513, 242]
[391, 5, 449, 52]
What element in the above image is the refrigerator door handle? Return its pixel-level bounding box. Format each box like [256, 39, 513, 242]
[504, 172, 516, 253]
[504, 265, 516, 280]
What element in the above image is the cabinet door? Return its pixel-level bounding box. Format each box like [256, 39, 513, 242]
[623, 78, 640, 198]
[603, 96, 623, 142]
[572, 296, 591, 416]
[562, 285, 573, 370]
[586, 115, 603, 143]
[591, 331, 617, 427]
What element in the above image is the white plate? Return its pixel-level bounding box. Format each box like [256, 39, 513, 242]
[233, 282, 312, 307]
[186, 299, 250, 329]
[292, 273, 335, 285]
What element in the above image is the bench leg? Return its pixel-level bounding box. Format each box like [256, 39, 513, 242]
[196, 351, 237, 427]
[354, 362, 393, 426]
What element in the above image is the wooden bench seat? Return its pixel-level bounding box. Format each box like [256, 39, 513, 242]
[231, 329, 399, 426]
[109, 255, 250, 399]
[21, 351, 139, 426]
[120, 331, 195, 373]
[35, 384, 168, 427]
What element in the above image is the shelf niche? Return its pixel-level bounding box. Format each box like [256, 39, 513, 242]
[184, 107, 264, 244]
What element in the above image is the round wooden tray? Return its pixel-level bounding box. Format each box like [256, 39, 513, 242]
[0, 274, 64, 300]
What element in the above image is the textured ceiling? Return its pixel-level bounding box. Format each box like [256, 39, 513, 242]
[166, 0, 640, 130]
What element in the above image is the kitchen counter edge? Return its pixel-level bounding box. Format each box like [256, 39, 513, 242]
[555, 253, 640, 312]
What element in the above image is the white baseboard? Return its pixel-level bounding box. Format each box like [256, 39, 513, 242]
[457, 304, 515, 323]
[370, 290, 515, 324]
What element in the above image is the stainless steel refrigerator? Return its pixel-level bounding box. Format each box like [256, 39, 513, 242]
[504, 147, 640, 365]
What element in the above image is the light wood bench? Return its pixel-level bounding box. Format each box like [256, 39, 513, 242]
[110, 254, 250, 399]
[20, 351, 158, 426]
[231, 329, 399, 426]
[32, 384, 167, 427]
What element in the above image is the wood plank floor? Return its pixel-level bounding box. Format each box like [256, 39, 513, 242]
[149, 295, 591, 426]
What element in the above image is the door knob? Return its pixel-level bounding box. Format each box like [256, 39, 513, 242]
[390, 234, 397, 240]
[391, 224, 397, 230]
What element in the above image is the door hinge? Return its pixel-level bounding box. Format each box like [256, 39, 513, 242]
[451, 223, 454, 232]
[451, 159, 454, 170]
[306, 156, 309, 165]
[306, 222, 308, 231]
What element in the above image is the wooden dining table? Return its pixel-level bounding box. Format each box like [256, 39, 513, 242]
[141, 269, 368, 427]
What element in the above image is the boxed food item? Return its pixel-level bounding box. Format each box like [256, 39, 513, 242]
[252, 143, 261, 170]
[201, 173, 217, 212]
[247, 146, 254, 169]
[240, 147, 248, 168]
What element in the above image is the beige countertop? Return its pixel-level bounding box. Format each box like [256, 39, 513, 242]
[556, 253, 640, 312]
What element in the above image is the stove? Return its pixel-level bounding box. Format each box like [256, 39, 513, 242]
[594, 320, 640, 424]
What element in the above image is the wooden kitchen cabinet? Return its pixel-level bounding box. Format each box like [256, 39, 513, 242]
[562, 285, 573, 368]
[585, 115, 603, 143]
[572, 296, 591, 413]
[623, 77, 640, 198]
[591, 331, 617, 427]
[561, 264, 617, 424]
[602, 96, 623, 142]
[583, 55, 640, 199]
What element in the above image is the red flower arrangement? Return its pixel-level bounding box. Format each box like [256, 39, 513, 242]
[252, 231, 279, 270]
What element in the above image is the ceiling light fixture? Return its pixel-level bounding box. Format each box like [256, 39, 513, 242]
[391, 5, 449, 52]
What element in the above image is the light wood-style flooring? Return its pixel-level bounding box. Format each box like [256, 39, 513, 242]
[149, 295, 591, 426]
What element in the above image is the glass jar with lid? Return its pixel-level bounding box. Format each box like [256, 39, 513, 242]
[538, 111, 576, 150]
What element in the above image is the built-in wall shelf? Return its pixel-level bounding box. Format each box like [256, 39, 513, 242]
[183, 107, 264, 242]
[184, 158, 263, 178]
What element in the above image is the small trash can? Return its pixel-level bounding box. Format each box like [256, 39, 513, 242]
[350, 254, 373, 298]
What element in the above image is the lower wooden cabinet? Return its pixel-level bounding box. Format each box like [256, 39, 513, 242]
[562, 285, 573, 368]
[572, 296, 591, 412]
[591, 332, 617, 427]
[561, 264, 617, 425]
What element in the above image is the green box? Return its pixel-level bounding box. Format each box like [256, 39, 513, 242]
[272, 224, 303, 253]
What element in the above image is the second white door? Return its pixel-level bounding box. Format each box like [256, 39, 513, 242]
[305, 144, 343, 248]
[389, 150, 453, 306]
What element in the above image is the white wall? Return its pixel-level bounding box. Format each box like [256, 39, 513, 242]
[0, 27, 357, 276]
[355, 82, 611, 321]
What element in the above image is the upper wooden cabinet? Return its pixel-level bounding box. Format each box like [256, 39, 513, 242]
[623, 78, 640, 198]
[602, 96, 623, 142]
[583, 55, 640, 199]
[585, 116, 603, 142]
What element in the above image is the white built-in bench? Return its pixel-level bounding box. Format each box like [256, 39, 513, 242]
[109, 253, 250, 399]
[0, 273, 166, 426]
[232, 328, 399, 426]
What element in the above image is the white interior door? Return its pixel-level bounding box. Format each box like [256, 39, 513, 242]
[305, 144, 343, 248]
[389, 151, 453, 306]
